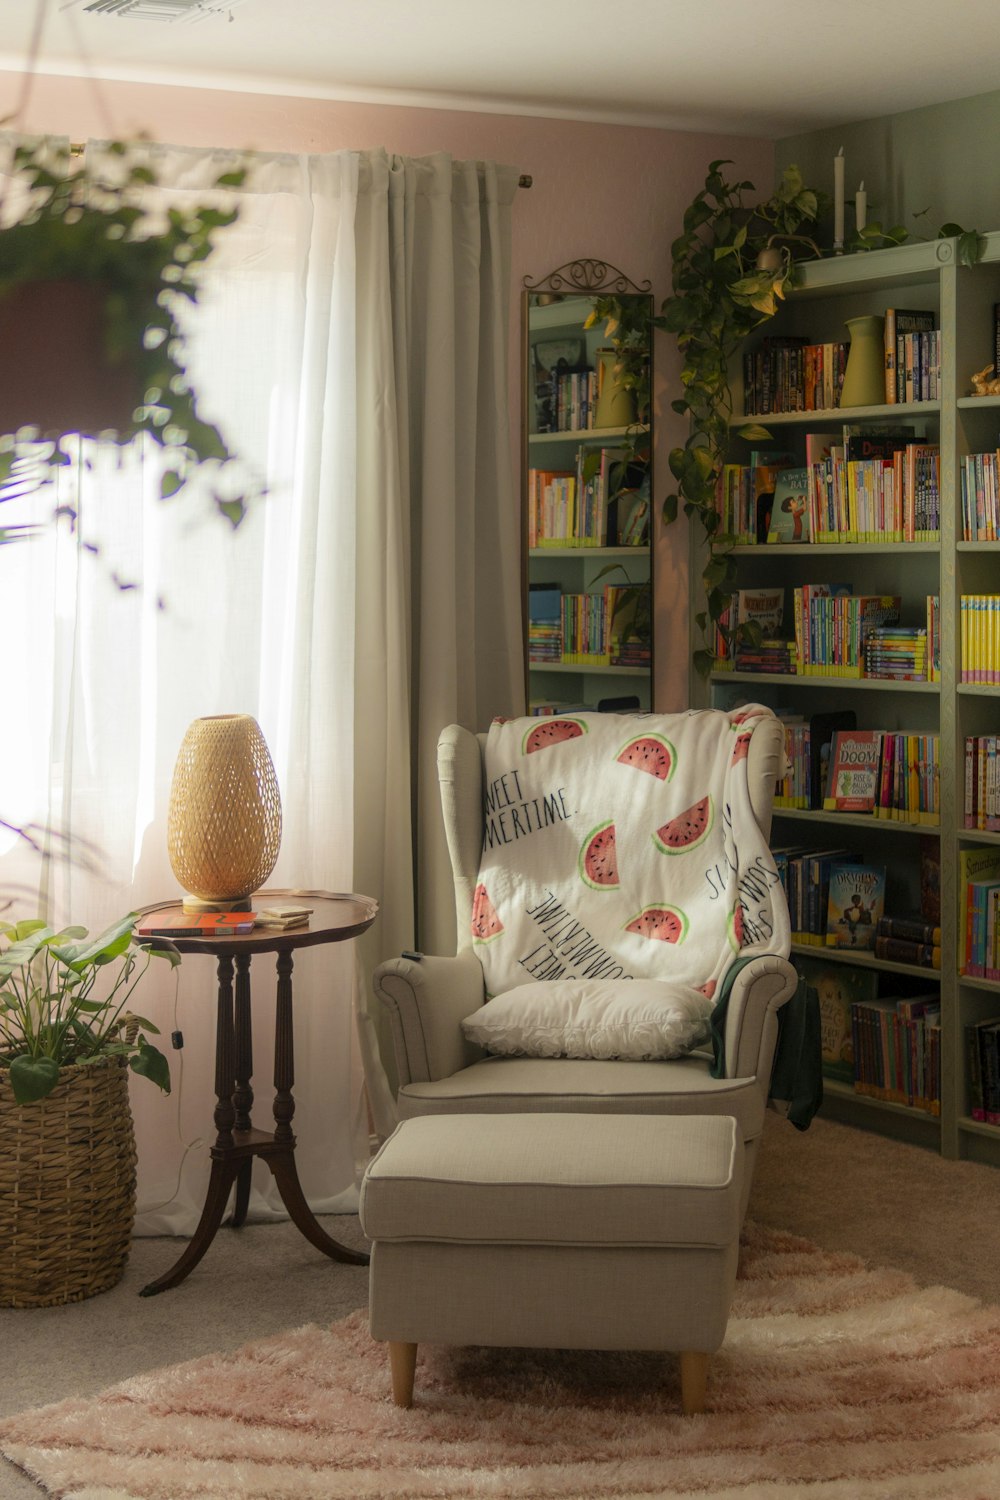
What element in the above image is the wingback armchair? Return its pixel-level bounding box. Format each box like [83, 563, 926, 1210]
[372, 713, 799, 1211]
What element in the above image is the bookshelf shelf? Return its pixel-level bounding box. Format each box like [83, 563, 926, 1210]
[528, 662, 650, 677]
[773, 807, 935, 835]
[689, 236, 1000, 1163]
[522, 271, 653, 716]
[729, 542, 940, 556]
[710, 670, 939, 692]
[790, 941, 940, 982]
[823, 1077, 942, 1125]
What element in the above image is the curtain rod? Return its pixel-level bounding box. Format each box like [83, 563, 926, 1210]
[70, 141, 532, 186]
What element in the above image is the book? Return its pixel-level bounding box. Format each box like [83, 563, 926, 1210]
[882, 312, 935, 403]
[795, 954, 877, 1083]
[823, 729, 882, 812]
[136, 912, 258, 937]
[809, 710, 856, 810]
[766, 468, 811, 543]
[873, 936, 942, 970]
[959, 847, 1000, 974]
[826, 864, 886, 950]
[876, 915, 942, 944]
[734, 587, 784, 638]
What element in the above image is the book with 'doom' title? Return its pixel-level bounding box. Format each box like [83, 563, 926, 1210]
[823, 729, 882, 812]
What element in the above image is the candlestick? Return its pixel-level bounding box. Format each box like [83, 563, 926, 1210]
[834, 148, 845, 253]
[856, 181, 867, 234]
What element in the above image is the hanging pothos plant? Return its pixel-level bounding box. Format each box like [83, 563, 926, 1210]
[656, 161, 826, 676]
[0, 134, 262, 547]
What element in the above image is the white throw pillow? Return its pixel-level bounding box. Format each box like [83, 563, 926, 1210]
[461, 978, 714, 1061]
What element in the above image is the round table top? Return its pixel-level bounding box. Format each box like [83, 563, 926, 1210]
[134, 888, 378, 955]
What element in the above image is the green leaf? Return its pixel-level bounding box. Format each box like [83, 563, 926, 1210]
[693, 649, 715, 679]
[160, 470, 185, 499]
[662, 493, 678, 524]
[736, 424, 774, 442]
[9, 1055, 61, 1104]
[130, 1040, 171, 1094]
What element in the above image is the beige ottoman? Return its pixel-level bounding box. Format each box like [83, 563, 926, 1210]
[359, 1111, 743, 1415]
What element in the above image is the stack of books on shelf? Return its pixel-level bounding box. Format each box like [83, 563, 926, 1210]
[527, 468, 576, 547]
[967, 1017, 1000, 1123]
[883, 309, 939, 404]
[735, 638, 797, 674]
[808, 436, 940, 544]
[959, 848, 1000, 979]
[527, 583, 562, 663]
[773, 847, 860, 946]
[793, 587, 901, 677]
[965, 736, 1000, 831]
[959, 451, 1000, 541]
[852, 994, 941, 1113]
[535, 367, 598, 434]
[960, 595, 1000, 683]
[716, 432, 941, 546]
[742, 336, 847, 415]
[873, 915, 942, 970]
[556, 585, 643, 666]
[529, 450, 647, 549]
[824, 728, 940, 824]
[863, 624, 928, 680]
[795, 952, 940, 1110]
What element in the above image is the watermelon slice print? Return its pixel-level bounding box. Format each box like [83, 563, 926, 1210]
[616, 733, 676, 781]
[731, 731, 752, 764]
[523, 717, 588, 755]
[727, 902, 745, 952]
[696, 979, 717, 1000]
[653, 794, 714, 856]
[579, 820, 619, 890]
[471, 883, 504, 944]
[624, 905, 688, 944]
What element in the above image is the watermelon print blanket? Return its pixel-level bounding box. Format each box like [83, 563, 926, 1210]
[472, 708, 791, 1000]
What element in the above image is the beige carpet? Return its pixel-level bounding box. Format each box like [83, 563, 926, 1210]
[4, 1219, 1000, 1499]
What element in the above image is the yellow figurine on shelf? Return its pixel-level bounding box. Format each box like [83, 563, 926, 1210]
[969, 363, 1000, 396]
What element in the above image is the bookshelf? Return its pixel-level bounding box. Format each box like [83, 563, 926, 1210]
[689, 233, 1000, 1167]
[521, 266, 653, 715]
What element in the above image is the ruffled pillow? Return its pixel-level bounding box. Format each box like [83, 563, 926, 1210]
[461, 978, 714, 1061]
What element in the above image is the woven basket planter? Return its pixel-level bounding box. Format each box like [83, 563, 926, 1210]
[0, 1056, 138, 1308]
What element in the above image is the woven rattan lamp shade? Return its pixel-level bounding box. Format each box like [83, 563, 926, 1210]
[167, 714, 282, 906]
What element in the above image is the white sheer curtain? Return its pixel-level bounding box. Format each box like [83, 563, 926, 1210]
[0, 141, 366, 1233]
[0, 139, 523, 1218]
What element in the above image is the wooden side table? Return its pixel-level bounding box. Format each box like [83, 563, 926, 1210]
[136, 889, 378, 1296]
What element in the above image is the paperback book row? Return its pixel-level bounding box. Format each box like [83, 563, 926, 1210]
[740, 312, 939, 416]
[527, 455, 650, 550]
[959, 847, 1000, 980]
[718, 432, 940, 546]
[528, 582, 649, 667]
[536, 366, 599, 435]
[791, 587, 936, 680]
[965, 737, 1000, 832]
[959, 451, 1000, 542]
[960, 595, 1000, 684]
[777, 846, 940, 968]
[776, 721, 940, 825]
[967, 1017, 1000, 1123]
[798, 953, 941, 1111]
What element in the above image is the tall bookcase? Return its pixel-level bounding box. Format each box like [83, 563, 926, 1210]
[522, 263, 654, 715]
[689, 233, 1000, 1166]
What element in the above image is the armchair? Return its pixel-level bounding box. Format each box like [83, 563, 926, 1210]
[373, 711, 799, 1212]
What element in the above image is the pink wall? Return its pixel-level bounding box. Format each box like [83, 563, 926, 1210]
[0, 72, 774, 708]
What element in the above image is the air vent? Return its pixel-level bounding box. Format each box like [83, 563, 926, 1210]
[64, 0, 249, 21]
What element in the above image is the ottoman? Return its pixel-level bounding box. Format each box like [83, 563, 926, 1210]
[359, 1110, 743, 1415]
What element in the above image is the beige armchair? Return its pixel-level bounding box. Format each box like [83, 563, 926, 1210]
[373, 714, 799, 1212]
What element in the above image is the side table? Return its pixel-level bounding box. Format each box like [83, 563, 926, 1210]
[136, 888, 378, 1296]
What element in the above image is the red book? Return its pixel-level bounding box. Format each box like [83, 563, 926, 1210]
[135, 912, 257, 937]
[823, 730, 882, 812]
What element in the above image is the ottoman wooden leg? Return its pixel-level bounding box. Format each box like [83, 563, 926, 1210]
[389, 1341, 417, 1407]
[680, 1350, 709, 1415]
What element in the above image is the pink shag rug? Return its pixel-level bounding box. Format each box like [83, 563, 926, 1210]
[3, 1222, 1000, 1499]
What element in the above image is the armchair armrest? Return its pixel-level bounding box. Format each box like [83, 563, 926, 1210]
[373, 952, 485, 1090]
[714, 953, 799, 1086]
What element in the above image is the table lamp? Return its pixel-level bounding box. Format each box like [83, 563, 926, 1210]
[167, 713, 282, 913]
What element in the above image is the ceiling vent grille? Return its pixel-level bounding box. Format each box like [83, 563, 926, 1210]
[64, 0, 249, 22]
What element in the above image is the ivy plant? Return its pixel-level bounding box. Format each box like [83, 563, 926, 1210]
[0, 134, 262, 541]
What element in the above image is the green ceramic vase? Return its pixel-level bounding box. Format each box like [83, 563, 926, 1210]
[839, 314, 886, 408]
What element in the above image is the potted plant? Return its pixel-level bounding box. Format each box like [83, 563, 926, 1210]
[0, 913, 177, 1306]
[657, 162, 826, 672]
[0, 134, 261, 533]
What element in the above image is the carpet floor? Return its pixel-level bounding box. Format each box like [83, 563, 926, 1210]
[3, 1220, 1000, 1500]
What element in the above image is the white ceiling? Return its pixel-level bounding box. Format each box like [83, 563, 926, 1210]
[2, 0, 999, 137]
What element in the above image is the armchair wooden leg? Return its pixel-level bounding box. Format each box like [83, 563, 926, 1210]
[680, 1350, 709, 1415]
[389, 1341, 417, 1407]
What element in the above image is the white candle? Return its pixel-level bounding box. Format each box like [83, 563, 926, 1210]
[834, 148, 845, 251]
[856, 181, 867, 233]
